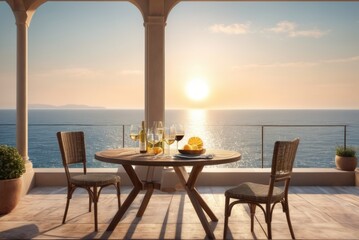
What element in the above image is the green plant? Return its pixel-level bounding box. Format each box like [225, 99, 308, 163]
[336, 146, 356, 158]
[0, 145, 25, 180]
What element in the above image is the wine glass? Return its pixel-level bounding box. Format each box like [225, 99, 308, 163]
[147, 129, 163, 157]
[129, 124, 139, 146]
[152, 121, 164, 136]
[152, 121, 164, 153]
[174, 123, 185, 150]
[163, 125, 176, 157]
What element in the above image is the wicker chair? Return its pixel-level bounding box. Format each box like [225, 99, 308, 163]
[57, 131, 121, 231]
[223, 138, 300, 239]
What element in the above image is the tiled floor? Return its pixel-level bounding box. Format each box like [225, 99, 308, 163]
[1, 186, 359, 239]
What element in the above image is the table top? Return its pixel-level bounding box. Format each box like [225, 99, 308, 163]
[95, 148, 241, 167]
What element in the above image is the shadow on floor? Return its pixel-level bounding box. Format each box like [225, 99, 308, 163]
[0, 224, 39, 239]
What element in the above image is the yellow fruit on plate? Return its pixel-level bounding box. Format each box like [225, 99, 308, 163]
[191, 144, 198, 150]
[188, 136, 203, 149]
[183, 144, 193, 150]
[153, 147, 163, 155]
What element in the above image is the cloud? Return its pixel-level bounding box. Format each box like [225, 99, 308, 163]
[34, 67, 99, 78]
[209, 23, 250, 35]
[324, 56, 359, 64]
[289, 29, 328, 38]
[58, 67, 97, 77]
[268, 21, 328, 38]
[268, 21, 296, 33]
[120, 70, 143, 76]
[209, 21, 328, 38]
[34, 67, 143, 79]
[233, 55, 359, 70]
[233, 62, 318, 70]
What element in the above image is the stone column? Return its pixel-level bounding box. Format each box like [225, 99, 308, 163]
[14, 11, 29, 162]
[144, 16, 166, 126]
[13, 10, 35, 195]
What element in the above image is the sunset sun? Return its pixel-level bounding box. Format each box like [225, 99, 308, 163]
[186, 78, 209, 101]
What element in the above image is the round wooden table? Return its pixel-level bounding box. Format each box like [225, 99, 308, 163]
[95, 148, 241, 239]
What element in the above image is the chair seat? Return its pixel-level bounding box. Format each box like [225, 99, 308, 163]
[70, 174, 120, 187]
[225, 182, 284, 203]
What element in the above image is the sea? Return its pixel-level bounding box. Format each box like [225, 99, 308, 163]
[0, 109, 358, 169]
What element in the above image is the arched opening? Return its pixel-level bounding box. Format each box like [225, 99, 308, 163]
[0, 2, 16, 110]
[0, 2, 145, 167]
[29, 1, 144, 109]
[166, 1, 359, 110]
[165, 1, 359, 168]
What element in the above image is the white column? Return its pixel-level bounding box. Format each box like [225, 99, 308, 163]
[144, 16, 166, 125]
[14, 11, 29, 162]
[13, 8, 35, 195]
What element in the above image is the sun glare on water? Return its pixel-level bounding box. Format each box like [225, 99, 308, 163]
[186, 78, 209, 101]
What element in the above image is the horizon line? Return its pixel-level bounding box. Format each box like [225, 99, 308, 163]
[1, 107, 359, 111]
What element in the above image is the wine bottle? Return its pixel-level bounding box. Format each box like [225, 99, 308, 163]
[139, 121, 147, 153]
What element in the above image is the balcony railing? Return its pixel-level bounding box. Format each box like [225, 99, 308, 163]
[106, 124, 347, 168]
[0, 123, 350, 168]
[259, 124, 347, 168]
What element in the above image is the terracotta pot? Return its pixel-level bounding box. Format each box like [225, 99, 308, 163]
[0, 177, 22, 215]
[335, 155, 358, 171]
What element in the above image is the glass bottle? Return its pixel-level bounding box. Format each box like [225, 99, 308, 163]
[139, 121, 147, 153]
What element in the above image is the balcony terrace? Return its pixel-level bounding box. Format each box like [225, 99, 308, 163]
[0, 166, 358, 239]
[1, 185, 359, 239]
[2, 119, 359, 239]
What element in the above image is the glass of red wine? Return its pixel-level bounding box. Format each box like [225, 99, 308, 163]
[174, 123, 185, 150]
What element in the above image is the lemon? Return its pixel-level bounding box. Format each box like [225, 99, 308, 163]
[183, 144, 193, 150]
[147, 147, 154, 154]
[191, 144, 198, 150]
[153, 147, 163, 155]
[188, 136, 203, 149]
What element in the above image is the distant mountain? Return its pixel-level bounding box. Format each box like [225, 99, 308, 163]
[28, 104, 55, 109]
[29, 104, 106, 109]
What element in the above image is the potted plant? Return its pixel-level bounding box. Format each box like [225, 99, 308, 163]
[0, 145, 26, 215]
[335, 146, 357, 171]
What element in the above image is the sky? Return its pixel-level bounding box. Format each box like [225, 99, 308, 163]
[0, 1, 359, 109]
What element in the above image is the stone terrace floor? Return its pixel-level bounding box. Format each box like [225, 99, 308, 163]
[1, 186, 359, 239]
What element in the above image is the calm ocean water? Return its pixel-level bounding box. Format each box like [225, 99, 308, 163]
[0, 109, 358, 168]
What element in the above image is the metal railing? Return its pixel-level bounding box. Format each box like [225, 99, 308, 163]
[122, 124, 348, 168]
[259, 124, 347, 168]
[0, 123, 349, 168]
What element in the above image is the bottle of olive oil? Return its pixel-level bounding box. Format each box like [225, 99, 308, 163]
[139, 121, 147, 153]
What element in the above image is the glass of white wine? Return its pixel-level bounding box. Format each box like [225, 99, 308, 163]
[129, 124, 139, 147]
[163, 125, 176, 157]
[147, 129, 163, 158]
[151, 121, 164, 153]
[152, 121, 164, 136]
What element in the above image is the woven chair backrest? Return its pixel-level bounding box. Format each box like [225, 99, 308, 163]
[271, 138, 300, 182]
[57, 131, 87, 167]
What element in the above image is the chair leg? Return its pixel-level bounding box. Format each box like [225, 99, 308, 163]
[62, 197, 71, 224]
[283, 200, 295, 239]
[267, 219, 272, 239]
[223, 196, 230, 239]
[266, 204, 272, 239]
[249, 204, 256, 232]
[116, 182, 121, 209]
[63, 186, 75, 224]
[87, 187, 92, 212]
[93, 186, 99, 232]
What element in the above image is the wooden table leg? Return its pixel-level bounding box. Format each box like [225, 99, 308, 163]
[107, 164, 143, 231]
[136, 166, 162, 217]
[174, 166, 217, 239]
[192, 188, 218, 221]
[136, 183, 154, 217]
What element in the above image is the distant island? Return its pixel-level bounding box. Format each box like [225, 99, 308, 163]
[29, 104, 106, 109]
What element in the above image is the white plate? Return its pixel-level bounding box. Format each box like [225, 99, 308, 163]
[173, 154, 214, 159]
